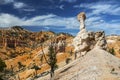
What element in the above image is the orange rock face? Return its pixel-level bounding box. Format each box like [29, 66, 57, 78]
[0, 26, 74, 79]
[107, 35, 120, 58]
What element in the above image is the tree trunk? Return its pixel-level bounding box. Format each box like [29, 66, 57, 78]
[35, 70, 37, 77]
[74, 52, 77, 60]
[3, 38, 7, 49]
[18, 74, 20, 80]
[14, 38, 17, 48]
[50, 68, 54, 80]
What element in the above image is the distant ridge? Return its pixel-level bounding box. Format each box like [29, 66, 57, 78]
[11, 26, 24, 30]
[0, 26, 23, 30]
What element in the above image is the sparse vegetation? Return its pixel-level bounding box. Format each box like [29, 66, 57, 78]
[0, 75, 3, 80]
[69, 49, 73, 56]
[109, 48, 115, 55]
[47, 44, 57, 80]
[18, 62, 25, 70]
[57, 32, 73, 37]
[41, 42, 57, 80]
[66, 58, 71, 64]
[31, 64, 41, 77]
[0, 58, 6, 72]
[0, 26, 74, 79]
[12, 26, 24, 30]
[0, 58, 6, 80]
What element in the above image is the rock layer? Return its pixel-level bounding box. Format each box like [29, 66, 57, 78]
[55, 47, 120, 80]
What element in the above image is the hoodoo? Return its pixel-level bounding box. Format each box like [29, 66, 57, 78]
[73, 12, 107, 58]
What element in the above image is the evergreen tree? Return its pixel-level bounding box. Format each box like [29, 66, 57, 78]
[0, 58, 6, 72]
[47, 44, 57, 80]
[41, 42, 57, 80]
[109, 48, 115, 55]
[0, 58, 6, 80]
[31, 64, 40, 77]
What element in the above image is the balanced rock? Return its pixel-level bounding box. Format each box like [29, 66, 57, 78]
[73, 12, 107, 57]
[77, 12, 86, 30]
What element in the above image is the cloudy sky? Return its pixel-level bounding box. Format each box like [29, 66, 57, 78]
[0, 0, 120, 35]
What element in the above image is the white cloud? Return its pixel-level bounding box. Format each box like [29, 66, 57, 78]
[4, 0, 14, 3]
[38, 5, 64, 10]
[90, 4, 120, 16]
[60, 0, 77, 3]
[87, 21, 120, 35]
[0, 13, 120, 35]
[24, 14, 79, 29]
[73, 1, 120, 34]
[12, 2, 36, 11]
[23, 8, 35, 12]
[0, 13, 24, 27]
[0, 13, 79, 29]
[0, 0, 35, 11]
[73, 1, 120, 16]
[59, 5, 64, 10]
[84, 16, 120, 35]
[85, 16, 102, 28]
[13, 2, 26, 9]
[86, 17, 101, 23]
[0, 0, 14, 4]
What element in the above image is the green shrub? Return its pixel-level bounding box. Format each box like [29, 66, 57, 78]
[109, 48, 115, 55]
[18, 62, 25, 69]
[0, 58, 6, 72]
[65, 58, 71, 64]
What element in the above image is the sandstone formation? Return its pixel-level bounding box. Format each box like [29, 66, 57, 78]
[106, 35, 120, 58]
[57, 40, 66, 52]
[0, 26, 74, 80]
[73, 12, 107, 57]
[77, 12, 86, 30]
[54, 47, 120, 80]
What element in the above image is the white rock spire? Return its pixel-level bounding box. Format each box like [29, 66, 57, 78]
[77, 12, 86, 30]
[73, 12, 107, 58]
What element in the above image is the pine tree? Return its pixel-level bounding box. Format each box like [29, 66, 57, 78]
[109, 48, 115, 55]
[0, 58, 6, 72]
[41, 42, 57, 80]
[47, 44, 57, 80]
[31, 64, 40, 77]
[0, 58, 6, 80]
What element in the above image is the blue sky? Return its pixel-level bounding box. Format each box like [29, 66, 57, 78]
[0, 0, 120, 35]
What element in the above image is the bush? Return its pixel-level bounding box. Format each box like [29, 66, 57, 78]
[109, 48, 115, 55]
[69, 49, 73, 56]
[0, 75, 3, 80]
[0, 58, 6, 72]
[65, 58, 71, 64]
[18, 62, 25, 70]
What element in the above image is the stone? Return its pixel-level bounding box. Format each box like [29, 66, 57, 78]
[73, 12, 107, 58]
[54, 47, 120, 80]
[77, 12, 86, 30]
[57, 40, 66, 52]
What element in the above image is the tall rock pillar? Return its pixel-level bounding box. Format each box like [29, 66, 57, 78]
[77, 12, 86, 31]
[73, 12, 107, 59]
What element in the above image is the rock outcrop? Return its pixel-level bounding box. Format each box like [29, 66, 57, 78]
[37, 12, 120, 80]
[55, 47, 120, 80]
[57, 40, 66, 52]
[73, 12, 107, 57]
